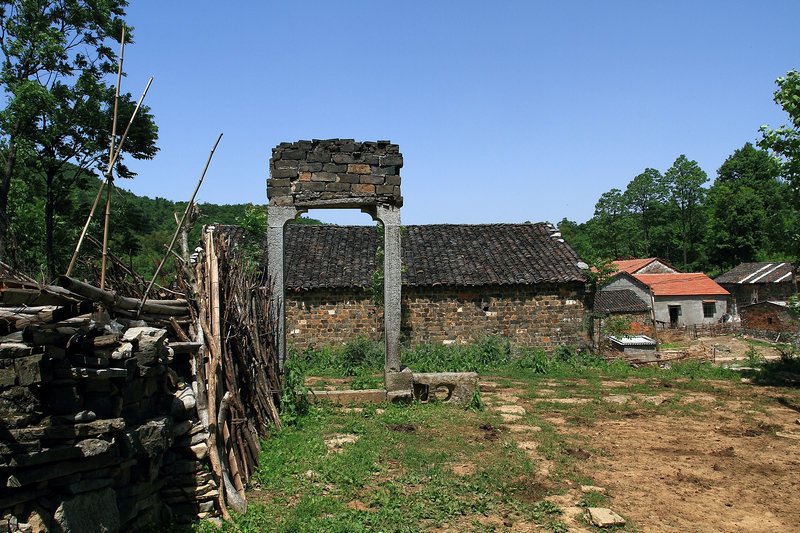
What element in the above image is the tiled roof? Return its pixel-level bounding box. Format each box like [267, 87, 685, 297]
[285, 225, 379, 290]
[633, 273, 729, 297]
[279, 223, 587, 290]
[612, 257, 679, 274]
[714, 262, 794, 285]
[594, 289, 650, 313]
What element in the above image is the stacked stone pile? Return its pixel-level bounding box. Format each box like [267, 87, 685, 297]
[0, 304, 217, 531]
[268, 139, 403, 207]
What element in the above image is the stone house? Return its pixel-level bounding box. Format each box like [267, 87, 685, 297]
[715, 262, 795, 317]
[281, 222, 591, 351]
[600, 271, 729, 328]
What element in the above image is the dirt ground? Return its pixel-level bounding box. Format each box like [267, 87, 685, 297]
[693, 334, 787, 365]
[481, 367, 800, 532]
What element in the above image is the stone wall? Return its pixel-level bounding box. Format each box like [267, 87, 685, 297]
[285, 283, 590, 351]
[268, 139, 402, 207]
[1, 316, 215, 532]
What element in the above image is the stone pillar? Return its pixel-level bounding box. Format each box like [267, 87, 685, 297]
[267, 205, 303, 371]
[376, 205, 402, 374]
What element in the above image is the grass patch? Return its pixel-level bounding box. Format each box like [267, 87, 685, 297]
[197, 337, 799, 532]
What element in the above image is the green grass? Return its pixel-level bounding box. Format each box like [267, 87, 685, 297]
[180, 337, 800, 532]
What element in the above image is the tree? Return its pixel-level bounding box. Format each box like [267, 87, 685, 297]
[591, 188, 631, 259]
[760, 70, 800, 192]
[718, 142, 780, 185]
[0, 0, 158, 279]
[705, 183, 766, 269]
[663, 155, 707, 269]
[623, 168, 665, 257]
[714, 142, 794, 262]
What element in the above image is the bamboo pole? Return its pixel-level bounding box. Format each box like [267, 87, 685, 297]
[99, 28, 125, 290]
[202, 230, 230, 521]
[66, 76, 154, 277]
[137, 133, 223, 315]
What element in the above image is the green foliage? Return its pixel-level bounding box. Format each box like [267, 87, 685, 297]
[602, 315, 633, 337]
[279, 353, 310, 426]
[624, 167, 666, 257]
[403, 336, 516, 373]
[562, 141, 795, 274]
[0, 1, 159, 275]
[760, 70, 800, 192]
[366, 222, 385, 307]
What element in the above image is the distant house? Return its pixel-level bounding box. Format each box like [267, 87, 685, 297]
[592, 289, 652, 343]
[739, 301, 798, 343]
[611, 257, 680, 275]
[599, 268, 729, 328]
[277, 223, 591, 350]
[715, 262, 795, 316]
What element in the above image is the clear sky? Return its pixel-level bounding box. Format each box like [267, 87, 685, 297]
[119, 1, 799, 226]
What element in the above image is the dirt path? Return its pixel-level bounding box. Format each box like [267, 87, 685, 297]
[481, 378, 800, 532]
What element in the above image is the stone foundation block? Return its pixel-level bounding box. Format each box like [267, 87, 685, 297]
[412, 372, 479, 405]
[307, 389, 387, 405]
[385, 367, 412, 393]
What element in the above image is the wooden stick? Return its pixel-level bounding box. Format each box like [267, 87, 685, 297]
[66, 177, 108, 277]
[109, 28, 125, 166]
[138, 133, 223, 315]
[217, 391, 246, 514]
[100, 174, 114, 290]
[57, 276, 189, 315]
[66, 76, 153, 277]
[100, 28, 125, 290]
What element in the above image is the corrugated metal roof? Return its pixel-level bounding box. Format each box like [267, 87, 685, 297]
[609, 335, 656, 346]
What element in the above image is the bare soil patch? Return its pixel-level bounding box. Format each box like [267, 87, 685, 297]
[550, 383, 800, 532]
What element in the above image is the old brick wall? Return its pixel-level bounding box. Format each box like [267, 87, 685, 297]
[286, 283, 590, 351]
[286, 289, 382, 350]
[600, 311, 652, 335]
[726, 282, 795, 311]
[740, 303, 797, 333]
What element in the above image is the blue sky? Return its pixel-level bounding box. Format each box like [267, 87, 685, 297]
[120, 1, 799, 226]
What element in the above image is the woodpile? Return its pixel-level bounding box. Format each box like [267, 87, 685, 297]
[0, 277, 219, 530]
[0, 224, 283, 529]
[189, 225, 281, 517]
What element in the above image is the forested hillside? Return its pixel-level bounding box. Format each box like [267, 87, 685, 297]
[559, 142, 798, 276]
[7, 172, 320, 283]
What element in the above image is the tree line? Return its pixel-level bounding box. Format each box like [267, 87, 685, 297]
[559, 143, 796, 275]
[561, 69, 800, 276]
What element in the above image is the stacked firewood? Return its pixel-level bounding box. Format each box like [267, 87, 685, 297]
[189, 225, 281, 518]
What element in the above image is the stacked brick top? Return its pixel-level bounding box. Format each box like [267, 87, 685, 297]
[268, 139, 402, 207]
